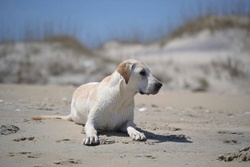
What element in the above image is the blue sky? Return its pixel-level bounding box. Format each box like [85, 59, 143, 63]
[0, 0, 249, 47]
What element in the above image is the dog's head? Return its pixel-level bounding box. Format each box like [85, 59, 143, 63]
[117, 59, 162, 95]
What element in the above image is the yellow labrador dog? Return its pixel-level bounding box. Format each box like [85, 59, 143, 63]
[33, 59, 162, 145]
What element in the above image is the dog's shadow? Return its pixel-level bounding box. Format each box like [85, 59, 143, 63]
[99, 128, 192, 144]
[139, 128, 192, 143]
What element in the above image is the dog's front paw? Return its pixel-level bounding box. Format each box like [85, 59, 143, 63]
[130, 131, 147, 141]
[82, 135, 99, 146]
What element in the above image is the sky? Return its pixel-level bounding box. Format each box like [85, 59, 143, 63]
[0, 0, 249, 47]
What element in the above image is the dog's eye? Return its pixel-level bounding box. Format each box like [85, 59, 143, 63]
[140, 70, 146, 76]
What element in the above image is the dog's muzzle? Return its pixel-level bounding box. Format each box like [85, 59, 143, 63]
[139, 82, 163, 95]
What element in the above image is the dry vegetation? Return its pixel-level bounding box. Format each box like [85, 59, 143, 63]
[0, 38, 116, 85]
[160, 15, 250, 46]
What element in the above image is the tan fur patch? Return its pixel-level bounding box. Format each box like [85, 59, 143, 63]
[117, 62, 131, 84]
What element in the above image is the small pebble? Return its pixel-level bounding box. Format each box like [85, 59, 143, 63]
[62, 97, 67, 101]
[139, 107, 148, 112]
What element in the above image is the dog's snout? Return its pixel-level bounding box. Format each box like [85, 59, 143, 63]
[155, 82, 163, 89]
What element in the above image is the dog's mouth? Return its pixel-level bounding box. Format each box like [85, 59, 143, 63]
[139, 90, 159, 95]
[139, 90, 148, 95]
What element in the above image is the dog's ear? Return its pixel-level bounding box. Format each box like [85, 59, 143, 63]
[117, 62, 133, 84]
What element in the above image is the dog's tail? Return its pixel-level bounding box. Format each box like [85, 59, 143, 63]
[32, 114, 72, 121]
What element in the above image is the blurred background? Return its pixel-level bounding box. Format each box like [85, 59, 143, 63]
[0, 0, 250, 94]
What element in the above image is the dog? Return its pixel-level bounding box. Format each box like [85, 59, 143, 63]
[33, 59, 162, 145]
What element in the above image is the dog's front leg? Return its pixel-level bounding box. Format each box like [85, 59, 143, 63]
[82, 121, 99, 146]
[121, 121, 147, 141]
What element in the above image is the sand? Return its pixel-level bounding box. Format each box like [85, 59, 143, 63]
[0, 84, 250, 167]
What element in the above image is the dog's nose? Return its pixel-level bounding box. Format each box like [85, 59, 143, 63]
[155, 82, 163, 89]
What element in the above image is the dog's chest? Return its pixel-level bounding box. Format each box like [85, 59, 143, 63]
[94, 87, 135, 130]
[96, 101, 133, 131]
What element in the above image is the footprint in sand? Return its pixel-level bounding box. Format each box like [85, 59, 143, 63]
[135, 155, 156, 159]
[56, 139, 71, 143]
[8, 152, 41, 158]
[54, 158, 82, 165]
[13, 137, 35, 142]
[0, 124, 19, 135]
[56, 138, 80, 144]
[99, 138, 116, 145]
[223, 140, 239, 145]
[218, 130, 244, 135]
